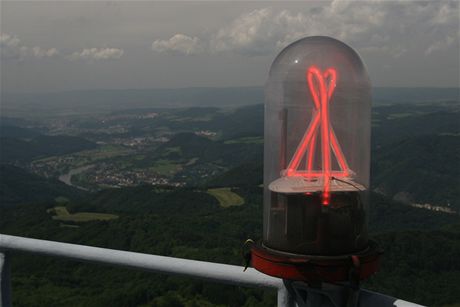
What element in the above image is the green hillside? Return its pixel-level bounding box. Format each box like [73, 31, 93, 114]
[0, 125, 43, 138]
[366, 228, 460, 306]
[372, 108, 459, 146]
[1, 185, 459, 306]
[372, 134, 460, 209]
[0, 134, 97, 163]
[0, 164, 85, 207]
[208, 159, 263, 187]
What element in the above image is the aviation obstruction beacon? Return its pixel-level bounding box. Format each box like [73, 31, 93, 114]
[250, 36, 381, 283]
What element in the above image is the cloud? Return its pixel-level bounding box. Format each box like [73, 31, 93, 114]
[30, 46, 59, 58]
[0, 33, 20, 48]
[0, 32, 59, 60]
[151, 1, 459, 58]
[211, 8, 281, 55]
[152, 34, 203, 55]
[425, 35, 455, 55]
[1, 33, 124, 62]
[69, 48, 124, 61]
[429, 2, 458, 25]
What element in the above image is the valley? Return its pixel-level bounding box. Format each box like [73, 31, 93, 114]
[0, 87, 459, 306]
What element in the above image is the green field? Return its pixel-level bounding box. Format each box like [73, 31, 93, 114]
[71, 145, 133, 167]
[207, 188, 245, 207]
[48, 206, 118, 223]
[224, 136, 263, 144]
[163, 146, 182, 155]
[151, 159, 182, 176]
[54, 196, 70, 205]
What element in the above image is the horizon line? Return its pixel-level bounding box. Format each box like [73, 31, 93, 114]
[4, 85, 460, 96]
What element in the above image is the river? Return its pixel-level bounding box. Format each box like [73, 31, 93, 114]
[58, 165, 93, 191]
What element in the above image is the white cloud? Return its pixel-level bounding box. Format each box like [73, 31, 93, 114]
[151, 1, 459, 58]
[31, 46, 59, 58]
[69, 48, 124, 61]
[1, 33, 124, 62]
[0, 33, 20, 48]
[211, 8, 280, 55]
[429, 2, 458, 25]
[425, 35, 455, 55]
[152, 34, 203, 55]
[0, 32, 59, 60]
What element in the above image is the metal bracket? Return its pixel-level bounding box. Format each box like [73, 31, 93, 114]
[0, 252, 12, 307]
[283, 280, 361, 307]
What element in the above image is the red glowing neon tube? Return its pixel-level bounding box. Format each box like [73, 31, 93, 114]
[286, 66, 349, 205]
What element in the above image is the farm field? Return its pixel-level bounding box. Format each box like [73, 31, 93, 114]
[224, 136, 264, 144]
[207, 187, 245, 207]
[48, 206, 118, 223]
[150, 159, 182, 176]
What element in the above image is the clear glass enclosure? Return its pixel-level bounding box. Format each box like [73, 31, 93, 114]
[263, 36, 371, 255]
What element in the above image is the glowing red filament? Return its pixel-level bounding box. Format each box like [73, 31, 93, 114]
[286, 66, 349, 205]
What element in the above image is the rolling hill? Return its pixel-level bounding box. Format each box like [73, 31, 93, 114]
[0, 134, 97, 163]
[0, 164, 85, 207]
[372, 134, 460, 210]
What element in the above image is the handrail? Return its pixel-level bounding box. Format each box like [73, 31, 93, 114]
[0, 234, 423, 307]
[0, 234, 290, 307]
[0, 234, 281, 289]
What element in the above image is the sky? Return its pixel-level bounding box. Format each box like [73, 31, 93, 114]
[1, 1, 459, 93]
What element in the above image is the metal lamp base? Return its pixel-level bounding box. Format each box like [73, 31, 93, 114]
[250, 240, 382, 283]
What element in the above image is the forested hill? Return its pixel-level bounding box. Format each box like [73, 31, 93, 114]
[1, 184, 459, 306]
[0, 125, 43, 138]
[0, 164, 85, 207]
[372, 134, 460, 208]
[0, 135, 97, 163]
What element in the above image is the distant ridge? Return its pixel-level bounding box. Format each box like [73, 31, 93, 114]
[372, 87, 459, 104]
[1, 87, 264, 117]
[0, 135, 97, 163]
[2, 87, 458, 118]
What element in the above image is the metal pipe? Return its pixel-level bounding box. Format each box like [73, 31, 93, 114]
[278, 281, 296, 307]
[360, 290, 424, 307]
[0, 234, 424, 307]
[0, 252, 12, 307]
[0, 234, 283, 290]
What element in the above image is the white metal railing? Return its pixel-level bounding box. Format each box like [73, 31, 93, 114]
[0, 234, 423, 307]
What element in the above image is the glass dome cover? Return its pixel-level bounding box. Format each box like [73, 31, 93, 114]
[263, 36, 371, 255]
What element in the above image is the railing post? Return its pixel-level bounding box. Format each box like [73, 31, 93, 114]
[0, 252, 12, 307]
[277, 281, 296, 307]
